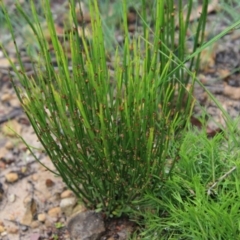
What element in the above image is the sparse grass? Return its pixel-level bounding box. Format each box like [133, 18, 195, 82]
[130, 126, 240, 239]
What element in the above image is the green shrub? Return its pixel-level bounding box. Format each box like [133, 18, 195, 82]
[1, 0, 209, 216]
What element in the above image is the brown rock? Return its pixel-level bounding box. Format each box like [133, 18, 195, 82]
[1, 93, 12, 102]
[31, 174, 38, 181]
[37, 213, 46, 222]
[48, 207, 61, 218]
[128, 24, 135, 33]
[5, 141, 14, 150]
[45, 178, 55, 188]
[5, 172, 18, 183]
[23, 196, 32, 206]
[9, 98, 21, 108]
[224, 84, 240, 100]
[0, 225, 5, 233]
[61, 190, 74, 199]
[127, 11, 137, 23]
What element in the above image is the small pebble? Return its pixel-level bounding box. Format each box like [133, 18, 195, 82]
[38, 213, 46, 222]
[60, 197, 77, 216]
[21, 166, 27, 174]
[61, 190, 74, 199]
[5, 172, 18, 183]
[1, 231, 7, 237]
[127, 10, 137, 23]
[20, 225, 28, 232]
[5, 141, 14, 150]
[1, 93, 12, 102]
[23, 196, 32, 206]
[9, 98, 21, 108]
[45, 179, 55, 188]
[0, 225, 5, 233]
[31, 174, 38, 181]
[116, 35, 124, 44]
[8, 194, 16, 203]
[48, 207, 61, 218]
[128, 24, 135, 33]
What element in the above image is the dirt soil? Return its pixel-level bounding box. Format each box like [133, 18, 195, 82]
[0, 0, 240, 239]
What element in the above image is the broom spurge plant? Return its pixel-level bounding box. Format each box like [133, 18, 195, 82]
[1, 0, 209, 216]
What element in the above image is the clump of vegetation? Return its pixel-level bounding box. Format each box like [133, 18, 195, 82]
[134, 129, 240, 239]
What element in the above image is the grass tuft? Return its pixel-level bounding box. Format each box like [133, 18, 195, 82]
[1, 0, 210, 216]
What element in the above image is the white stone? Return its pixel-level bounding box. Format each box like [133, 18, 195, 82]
[60, 197, 77, 216]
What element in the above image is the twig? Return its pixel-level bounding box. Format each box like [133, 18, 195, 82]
[207, 166, 237, 195]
